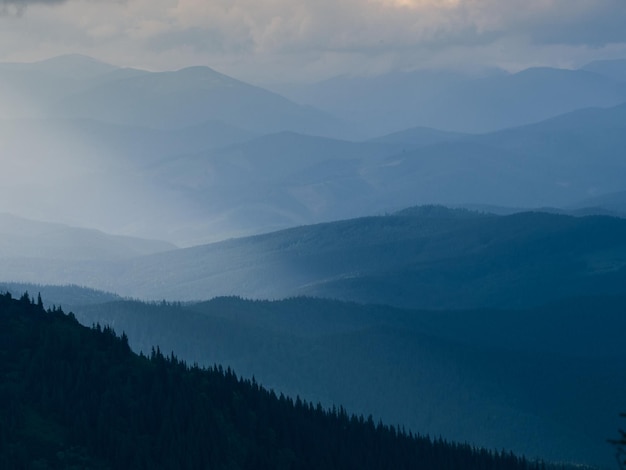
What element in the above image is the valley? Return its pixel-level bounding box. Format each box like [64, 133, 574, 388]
[2, 52, 626, 469]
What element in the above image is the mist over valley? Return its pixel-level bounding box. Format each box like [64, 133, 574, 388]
[2, 45, 626, 469]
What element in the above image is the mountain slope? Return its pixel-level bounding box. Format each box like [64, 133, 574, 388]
[50, 65, 346, 136]
[63, 292, 626, 468]
[360, 102, 626, 210]
[279, 66, 626, 135]
[0, 213, 175, 261]
[581, 58, 626, 82]
[5, 208, 626, 311]
[0, 291, 545, 470]
[134, 102, 626, 244]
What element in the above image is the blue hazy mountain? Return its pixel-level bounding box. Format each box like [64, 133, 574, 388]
[48, 64, 348, 136]
[360, 102, 626, 209]
[0, 54, 351, 137]
[3, 55, 626, 245]
[3, 94, 626, 246]
[112, 102, 626, 244]
[581, 57, 626, 82]
[278, 66, 626, 135]
[368, 126, 467, 147]
[0, 213, 175, 261]
[569, 189, 626, 215]
[5, 208, 626, 312]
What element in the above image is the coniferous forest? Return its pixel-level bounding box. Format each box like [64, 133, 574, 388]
[0, 291, 557, 470]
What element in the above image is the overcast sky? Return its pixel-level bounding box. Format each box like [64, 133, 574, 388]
[1, 0, 626, 83]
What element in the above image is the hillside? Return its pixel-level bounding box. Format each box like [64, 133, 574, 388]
[0, 291, 547, 469]
[277, 66, 626, 135]
[6, 208, 625, 309]
[26, 287, 620, 468]
[0, 213, 175, 261]
[48, 65, 344, 136]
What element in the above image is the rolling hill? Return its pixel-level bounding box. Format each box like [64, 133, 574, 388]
[7, 285, 620, 467]
[0, 213, 175, 261]
[1, 291, 548, 470]
[4, 208, 626, 311]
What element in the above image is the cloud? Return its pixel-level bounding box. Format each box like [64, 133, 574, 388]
[135, 0, 626, 60]
[0, 0, 66, 4]
[1, 0, 625, 82]
[0, 0, 64, 17]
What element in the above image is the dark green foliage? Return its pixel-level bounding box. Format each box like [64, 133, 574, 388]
[0, 292, 544, 469]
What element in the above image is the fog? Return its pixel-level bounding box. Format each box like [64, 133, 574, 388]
[1, 54, 626, 249]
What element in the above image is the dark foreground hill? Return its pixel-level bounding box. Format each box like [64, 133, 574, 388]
[0, 292, 546, 470]
[13, 285, 617, 468]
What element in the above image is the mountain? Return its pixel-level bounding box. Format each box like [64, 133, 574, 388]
[273, 68, 475, 137]
[581, 58, 626, 82]
[0, 54, 350, 137]
[5, 208, 626, 311]
[125, 101, 626, 244]
[144, 102, 626, 243]
[368, 126, 467, 147]
[279, 66, 626, 135]
[0, 291, 549, 470]
[0, 117, 255, 169]
[0, 116, 256, 242]
[0, 55, 126, 119]
[419, 67, 626, 133]
[358, 102, 626, 210]
[27, 288, 620, 468]
[569, 190, 626, 215]
[4, 56, 626, 247]
[0, 282, 122, 308]
[139, 131, 401, 243]
[49, 65, 347, 136]
[0, 213, 175, 261]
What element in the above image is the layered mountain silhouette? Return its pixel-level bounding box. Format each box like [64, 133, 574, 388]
[2, 53, 626, 470]
[278, 64, 626, 135]
[3, 284, 621, 467]
[4, 208, 626, 312]
[3, 55, 626, 244]
[2, 291, 555, 469]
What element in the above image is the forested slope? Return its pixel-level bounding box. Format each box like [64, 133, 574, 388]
[63, 292, 626, 468]
[0, 292, 546, 470]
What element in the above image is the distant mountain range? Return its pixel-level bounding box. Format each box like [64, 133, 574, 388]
[276, 60, 626, 135]
[2, 54, 626, 244]
[0, 54, 345, 137]
[130, 101, 626, 244]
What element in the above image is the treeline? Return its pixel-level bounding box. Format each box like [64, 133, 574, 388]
[0, 291, 552, 469]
